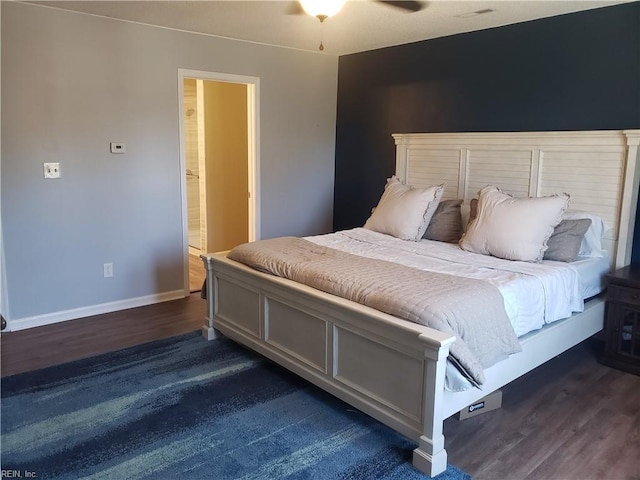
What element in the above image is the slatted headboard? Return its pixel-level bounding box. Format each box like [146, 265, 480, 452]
[393, 130, 640, 269]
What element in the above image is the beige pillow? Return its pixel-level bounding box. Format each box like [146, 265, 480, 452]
[459, 186, 569, 262]
[424, 199, 463, 243]
[364, 176, 443, 241]
[469, 202, 591, 262]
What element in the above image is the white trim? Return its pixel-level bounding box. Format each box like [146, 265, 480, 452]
[178, 74, 190, 297]
[247, 80, 261, 243]
[617, 130, 640, 268]
[177, 68, 260, 295]
[5, 290, 185, 332]
[196, 79, 208, 258]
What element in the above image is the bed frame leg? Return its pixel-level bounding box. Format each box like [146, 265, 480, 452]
[200, 255, 219, 341]
[412, 337, 452, 477]
[201, 325, 219, 340]
[413, 435, 447, 477]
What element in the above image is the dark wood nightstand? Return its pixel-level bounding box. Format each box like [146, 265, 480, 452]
[602, 265, 640, 375]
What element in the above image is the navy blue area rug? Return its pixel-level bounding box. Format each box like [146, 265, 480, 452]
[1, 331, 471, 480]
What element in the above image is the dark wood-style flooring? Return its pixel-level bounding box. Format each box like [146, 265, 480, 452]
[0, 294, 205, 377]
[444, 341, 640, 480]
[1, 298, 639, 479]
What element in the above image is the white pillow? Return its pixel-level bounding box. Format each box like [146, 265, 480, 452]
[364, 176, 443, 241]
[563, 210, 610, 258]
[459, 186, 569, 262]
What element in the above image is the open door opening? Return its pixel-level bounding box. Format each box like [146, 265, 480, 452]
[179, 70, 260, 294]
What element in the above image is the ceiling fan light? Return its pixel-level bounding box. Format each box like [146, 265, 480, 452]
[299, 0, 347, 19]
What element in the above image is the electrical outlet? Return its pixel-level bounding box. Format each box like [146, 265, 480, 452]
[44, 163, 61, 179]
[110, 142, 126, 154]
[103, 262, 113, 278]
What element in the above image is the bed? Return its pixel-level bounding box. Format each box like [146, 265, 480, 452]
[201, 130, 640, 477]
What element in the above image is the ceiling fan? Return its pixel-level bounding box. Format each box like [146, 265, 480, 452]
[289, 0, 426, 51]
[288, 1, 426, 21]
[377, 1, 425, 12]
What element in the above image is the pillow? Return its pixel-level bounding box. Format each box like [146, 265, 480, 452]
[468, 198, 479, 226]
[364, 176, 443, 241]
[470, 200, 591, 262]
[459, 186, 569, 262]
[424, 199, 463, 243]
[562, 211, 610, 258]
[543, 218, 592, 262]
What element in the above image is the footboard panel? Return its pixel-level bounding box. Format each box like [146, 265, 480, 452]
[265, 297, 328, 374]
[217, 277, 261, 337]
[334, 326, 425, 423]
[202, 253, 454, 477]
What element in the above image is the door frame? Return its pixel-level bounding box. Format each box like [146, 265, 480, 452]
[178, 69, 260, 295]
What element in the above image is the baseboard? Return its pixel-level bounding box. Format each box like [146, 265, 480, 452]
[5, 290, 186, 332]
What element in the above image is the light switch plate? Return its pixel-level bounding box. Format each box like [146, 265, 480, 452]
[44, 163, 61, 179]
[110, 142, 126, 154]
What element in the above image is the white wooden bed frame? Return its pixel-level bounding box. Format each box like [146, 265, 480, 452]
[201, 130, 640, 477]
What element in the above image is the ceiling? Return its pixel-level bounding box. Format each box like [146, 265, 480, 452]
[26, 0, 633, 56]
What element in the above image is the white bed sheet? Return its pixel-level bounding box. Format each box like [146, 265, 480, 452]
[566, 254, 610, 299]
[306, 228, 602, 337]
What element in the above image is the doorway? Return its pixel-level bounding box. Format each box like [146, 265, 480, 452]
[179, 70, 260, 295]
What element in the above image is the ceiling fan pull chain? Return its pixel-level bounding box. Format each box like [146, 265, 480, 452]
[318, 15, 325, 51]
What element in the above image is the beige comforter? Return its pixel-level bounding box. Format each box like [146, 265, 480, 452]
[228, 236, 521, 386]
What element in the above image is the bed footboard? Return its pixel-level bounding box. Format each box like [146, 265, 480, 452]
[201, 253, 455, 477]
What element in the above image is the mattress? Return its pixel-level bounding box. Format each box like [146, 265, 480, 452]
[305, 228, 609, 392]
[568, 254, 610, 299]
[306, 228, 606, 338]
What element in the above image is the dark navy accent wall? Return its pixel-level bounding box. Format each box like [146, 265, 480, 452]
[334, 2, 640, 262]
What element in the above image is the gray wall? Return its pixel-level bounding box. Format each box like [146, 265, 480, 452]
[1, 2, 338, 325]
